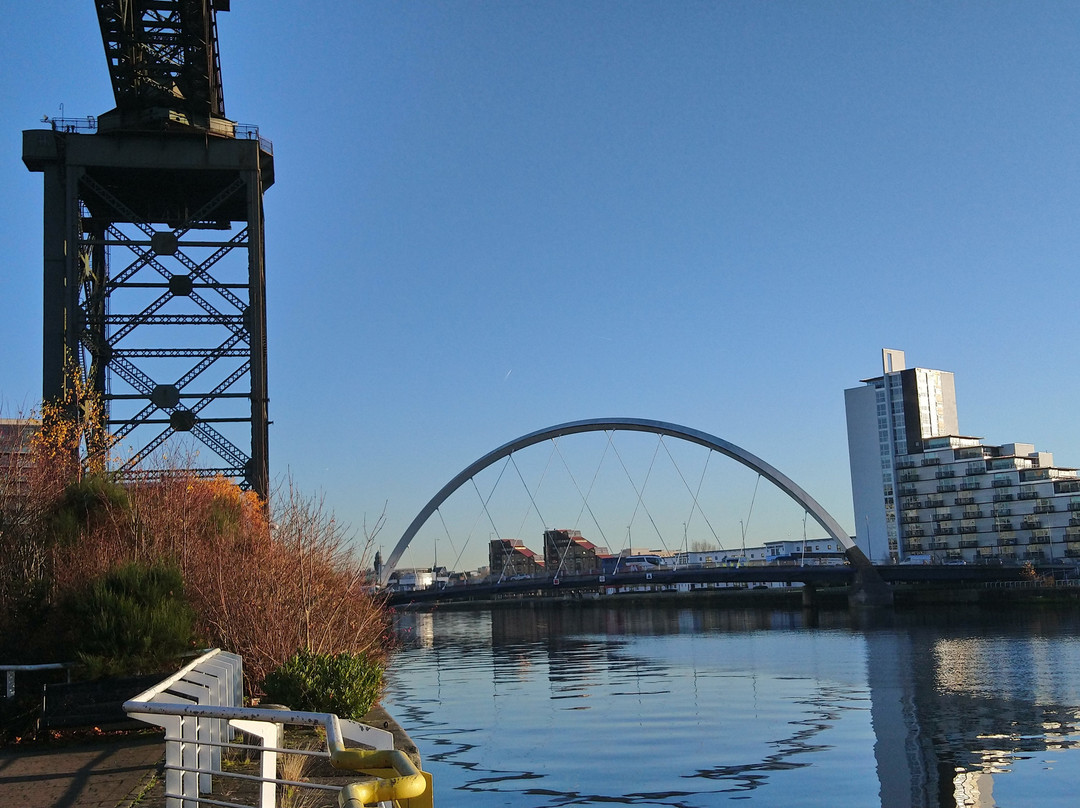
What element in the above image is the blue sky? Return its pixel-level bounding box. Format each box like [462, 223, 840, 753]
[5, 2, 1080, 570]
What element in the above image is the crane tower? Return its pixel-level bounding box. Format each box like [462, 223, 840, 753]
[22, 1, 273, 497]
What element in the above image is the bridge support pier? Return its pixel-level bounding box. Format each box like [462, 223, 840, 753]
[848, 566, 895, 610]
[801, 584, 817, 609]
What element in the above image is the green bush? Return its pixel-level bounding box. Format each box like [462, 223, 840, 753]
[261, 649, 384, 719]
[52, 474, 130, 544]
[66, 561, 198, 678]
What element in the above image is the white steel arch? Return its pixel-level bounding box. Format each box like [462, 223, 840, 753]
[380, 418, 871, 585]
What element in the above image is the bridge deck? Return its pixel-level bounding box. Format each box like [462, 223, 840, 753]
[389, 564, 1044, 606]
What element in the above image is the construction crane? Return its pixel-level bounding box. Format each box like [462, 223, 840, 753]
[94, 0, 229, 132]
[23, 0, 274, 497]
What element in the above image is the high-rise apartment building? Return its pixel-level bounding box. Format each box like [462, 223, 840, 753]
[846, 350, 958, 560]
[846, 350, 1080, 564]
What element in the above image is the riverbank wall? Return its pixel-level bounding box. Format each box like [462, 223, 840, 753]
[393, 581, 1080, 612]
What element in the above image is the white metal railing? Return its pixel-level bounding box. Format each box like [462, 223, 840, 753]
[983, 578, 1080, 589]
[124, 648, 432, 808]
[0, 662, 73, 699]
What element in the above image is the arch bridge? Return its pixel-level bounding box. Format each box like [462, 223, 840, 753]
[381, 418, 892, 606]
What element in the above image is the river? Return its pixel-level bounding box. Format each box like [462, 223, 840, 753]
[382, 602, 1080, 807]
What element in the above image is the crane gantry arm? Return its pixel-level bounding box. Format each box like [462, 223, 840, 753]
[94, 0, 231, 131]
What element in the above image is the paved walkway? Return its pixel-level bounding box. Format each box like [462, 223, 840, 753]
[0, 732, 163, 808]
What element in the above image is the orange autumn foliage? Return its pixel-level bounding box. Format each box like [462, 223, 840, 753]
[1, 401, 390, 693]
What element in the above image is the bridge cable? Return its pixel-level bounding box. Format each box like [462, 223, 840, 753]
[435, 507, 468, 575]
[510, 444, 553, 539]
[659, 439, 722, 549]
[470, 474, 505, 539]
[742, 474, 762, 547]
[576, 433, 616, 543]
[801, 511, 809, 565]
[692, 451, 723, 548]
[551, 436, 610, 550]
[610, 433, 669, 551]
[467, 457, 511, 552]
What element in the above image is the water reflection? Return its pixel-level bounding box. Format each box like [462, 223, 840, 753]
[864, 611, 1080, 807]
[387, 605, 1080, 807]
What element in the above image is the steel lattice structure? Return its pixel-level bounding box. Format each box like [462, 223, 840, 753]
[96, 0, 227, 127]
[23, 1, 273, 496]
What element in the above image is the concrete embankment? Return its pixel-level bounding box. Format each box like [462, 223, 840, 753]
[364, 703, 423, 768]
[889, 582, 1080, 608]
[394, 582, 1080, 612]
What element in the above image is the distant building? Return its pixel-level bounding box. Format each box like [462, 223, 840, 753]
[543, 529, 605, 576]
[446, 569, 484, 586]
[0, 418, 38, 496]
[763, 539, 847, 566]
[846, 350, 1080, 564]
[388, 568, 434, 592]
[488, 538, 545, 580]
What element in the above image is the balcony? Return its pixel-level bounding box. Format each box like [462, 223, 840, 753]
[993, 521, 1014, 532]
[899, 471, 920, 483]
[962, 510, 984, 520]
[1066, 548, 1080, 558]
[993, 493, 1015, 502]
[937, 483, 958, 493]
[935, 469, 957, 479]
[1018, 490, 1039, 500]
[959, 480, 982, 490]
[954, 495, 976, 506]
[905, 527, 926, 538]
[899, 485, 918, 497]
[992, 478, 1013, 488]
[1033, 505, 1056, 514]
[991, 506, 1012, 517]
[1021, 518, 1043, 530]
[928, 541, 951, 550]
[959, 524, 979, 534]
[924, 498, 945, 509]
[1029, 532, 1051, 544]
[1069, 501, 1080, 512]
[933, 526, 955, 536]
[1000, 537, 1019, 546]
[896, 459, 917, 470]
[959, 539, 979, 548]
[932, 512, 953, 522]
[900, 515, 921, 524]
[921, 457, 942, 466]
[1024, 549, 1047, 560]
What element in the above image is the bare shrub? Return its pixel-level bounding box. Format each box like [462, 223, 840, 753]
[125, 473, 392, 692]
[0, 399, 391, 691]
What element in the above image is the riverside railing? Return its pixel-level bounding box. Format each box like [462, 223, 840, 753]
[124, 648, 432, 808]
[0, 662, 72, 700]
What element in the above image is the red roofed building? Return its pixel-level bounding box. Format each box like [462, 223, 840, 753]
[489, 538, 545, 580]
[544, 529, 603, 576]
